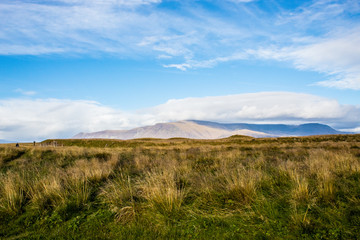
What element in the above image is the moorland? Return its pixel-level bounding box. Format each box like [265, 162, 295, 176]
[0, 134, 360, 239]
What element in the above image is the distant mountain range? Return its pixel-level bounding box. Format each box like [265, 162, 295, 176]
[0, 139, 16, 144]
[73, 120, 345, 140]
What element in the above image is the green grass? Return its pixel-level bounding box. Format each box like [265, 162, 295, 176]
[0, 134, 359, 239]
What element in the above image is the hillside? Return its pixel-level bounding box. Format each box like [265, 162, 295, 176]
[73, 120, 343, 140]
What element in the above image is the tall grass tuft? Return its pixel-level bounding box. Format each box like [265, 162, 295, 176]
[28, 169, 67, 211]
[100, 173, 136, 223]
[141, 169, 187, 216]
[218, 165, 261, 205]
[66, 171, 91, 208]
[68, 158, 113, 183]
[289, 170, 310, 203]
[307, 150, 338, 201]
[0, 171, 26, 215]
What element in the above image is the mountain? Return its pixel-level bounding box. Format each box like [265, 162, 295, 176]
[0, 139, 16, 144]
[73, 120, 344, 140]
[189, 120, 341, 136]
[73, 121, 271, 139]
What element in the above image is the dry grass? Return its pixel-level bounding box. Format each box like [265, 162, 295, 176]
[140, 168, 187, 215]
[100, 173, 136, 223]
[0, 171, 26, 215]
[306, 150, 354, 201]
[28, 170, 67, 210]
[218, 164, 261, 205]
[1, 135, 360, 239]
[67, 158, 113, 183]
[289, 170, 311, 202]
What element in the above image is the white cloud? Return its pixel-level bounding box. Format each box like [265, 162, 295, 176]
[290, 32, 360, 89]
[276, 0, 360, 29]
[0, 0, 360, 90]
[163, 52, 248, 70]
[1, 92, 359, 141]
[340, 127, 360, 133]
[145, 92, 360, 126]
[159, 1, 360, 89]
[227, 0, 256, 2]
[163, 63, 191, 71]
[0, 99, 134, 141]
[0, 0, 263, 58]
[247, 30, 360, 89]
[14, 89, 37, 96]
[31, 0, 162, 7]
[0, 0, 165, 55]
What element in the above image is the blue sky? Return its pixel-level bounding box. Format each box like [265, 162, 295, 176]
[0, 0, 359, 141]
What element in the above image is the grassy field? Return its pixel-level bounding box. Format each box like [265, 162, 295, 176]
[0, 135, 360, 239]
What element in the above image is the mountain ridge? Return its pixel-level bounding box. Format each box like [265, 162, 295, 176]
[188, 120, 341, 136]
[73, 120, 345, 140]
[0, 139, 16, 144]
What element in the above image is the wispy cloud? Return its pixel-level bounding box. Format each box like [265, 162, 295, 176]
[1, 92, 359, 141]
[163, 52, 248, 70]
[0, 0, 359, 89]
[160, 1, 360, 89]
[14, 89, 37, 96]
[229, 0, 257, 2]
[275, 0, 360, 28]
[247, 30, 360, 89]
[0, 0, 279, 57]
[0, 0, 166, 55]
